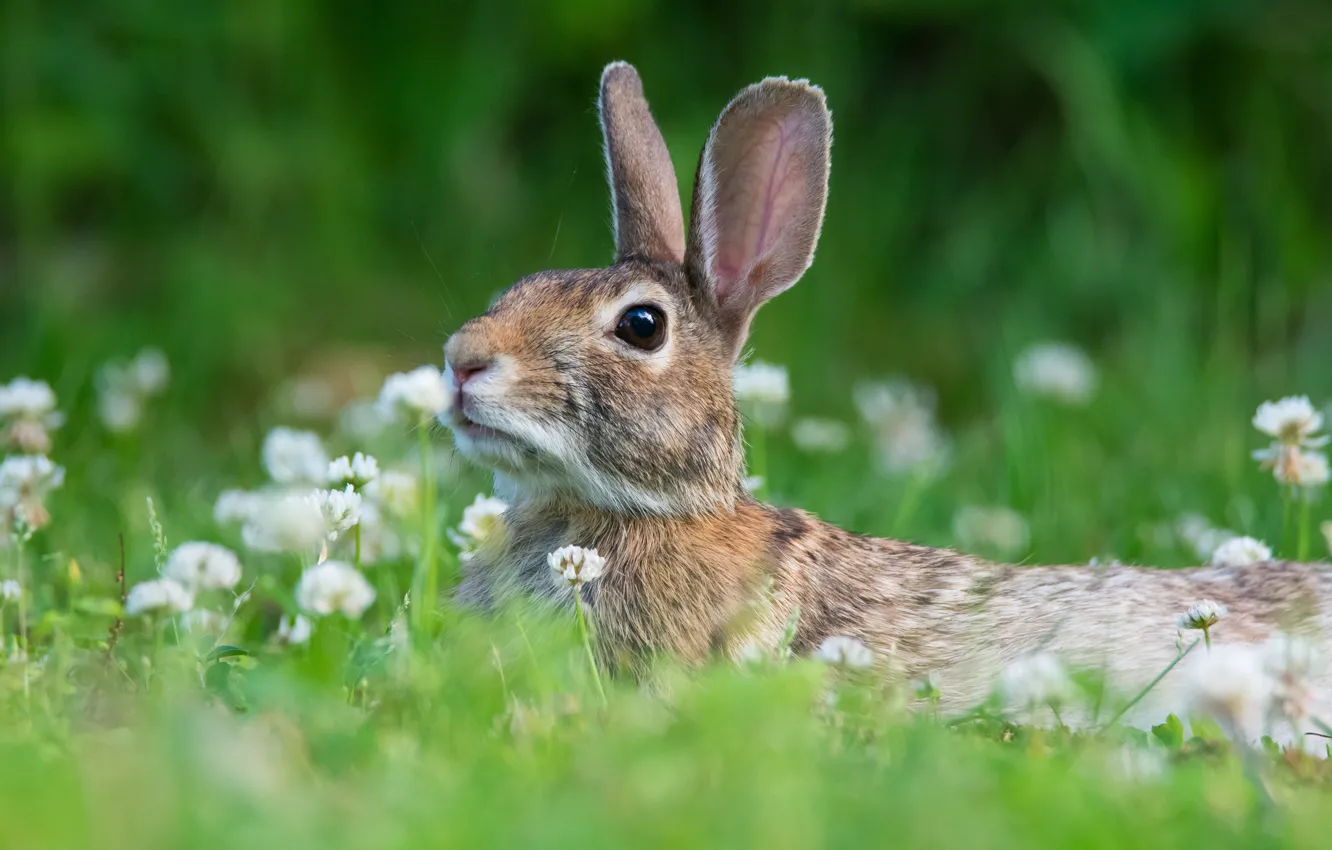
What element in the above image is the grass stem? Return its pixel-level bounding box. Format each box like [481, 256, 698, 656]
[412, 425, 438, 639]
[892, 470, 930, 536]
[1297, 497, 1311, 561]
[1103, 637, 1201, 729]
[15, 537, 29, 709]
[1281, 494, 1292, 558]
[573, 590, 607, 708]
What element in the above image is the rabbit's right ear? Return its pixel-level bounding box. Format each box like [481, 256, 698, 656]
[600, 62, 686, 265]
[685, 78, 831, 357]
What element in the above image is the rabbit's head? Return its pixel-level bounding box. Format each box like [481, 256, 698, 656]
[444, 62, 831, 515]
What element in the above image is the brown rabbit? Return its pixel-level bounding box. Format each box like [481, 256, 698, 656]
[443, 62, 1331, 729]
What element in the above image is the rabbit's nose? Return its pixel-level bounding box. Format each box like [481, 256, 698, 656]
[447, 357, 493, 392]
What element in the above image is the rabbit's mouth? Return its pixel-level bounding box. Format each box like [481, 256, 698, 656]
[452, 412, 510, 444]
[448, 408, 537, 472]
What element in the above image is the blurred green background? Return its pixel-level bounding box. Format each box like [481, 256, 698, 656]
[2, 0, 1331, 565]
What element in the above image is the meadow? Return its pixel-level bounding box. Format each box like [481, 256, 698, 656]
[4, 1, 1332, 847]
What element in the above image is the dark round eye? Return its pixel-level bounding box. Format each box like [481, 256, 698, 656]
[615, 305, 666, 351]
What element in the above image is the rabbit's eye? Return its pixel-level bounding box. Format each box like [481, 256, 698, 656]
[615, 305, 666, 351]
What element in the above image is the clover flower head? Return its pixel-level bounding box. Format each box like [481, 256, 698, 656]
[377, 366, 451, 424]
[1209, 537, 1271, 568]
[164, 541, 243, 591]
[547, 545, 606, 588]
[261, 428, 330, 486]
[1177, 599, 1228, 631]
[294, 560, 376, 618]
[1013, 342, 1097, 405]
[327, 452, 380, 489]
[125, 578, 195, 615]
[814, 635, 874, 668]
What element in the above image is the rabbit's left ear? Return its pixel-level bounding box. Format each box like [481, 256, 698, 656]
[685, 78, 831, 355]
[600, 62, 685, 265]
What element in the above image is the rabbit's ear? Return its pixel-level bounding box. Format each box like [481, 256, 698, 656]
[686, 78, 831, 354]
[600, 62, 685, 265]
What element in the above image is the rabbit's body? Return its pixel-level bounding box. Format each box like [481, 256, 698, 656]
[443, 62, 1332, 730]
[462, 492, 1332, 714]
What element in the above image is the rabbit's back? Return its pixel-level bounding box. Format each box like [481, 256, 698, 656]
[767, 510, 1332, 710]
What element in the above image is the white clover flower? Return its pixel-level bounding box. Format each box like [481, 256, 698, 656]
[364, 469, 419, 518]
[953, 506, 1029, 558]
[854, 379, 921, 425]
[733, 361, 790, 404]
[1175, 513, 1236, 561]
[277, 613, 313, 645]
[736, 639, 768, 666]
[0, 377, 63, 453]
[261, 428, 329, 486]
[129, 348, 171, 396]
[240, 493, 329, 553]
[875, 417, 950, 475]
[911, 672, 942, 702]
[327, 453, 379, 489]
[164, 542, 243, 591]
[214, 489, 265, 526]
[97, 388, 143, 434]
[125, 578, 195, 615]
[449, 493, 508, 555]
[280, 375, 338, 420]
[1187, 635, 1323, 744]
[998, 651, 1076, 709]
[377, 366, 450, 424]
[0, 580, 19, 602]
[741, 475, 764, 494]
[180, 609, 228, 637]
[1264, 634, 1318, 730]
[0, 455, 66, 499]
[1253, 444, 1330, 488]
[854, 379, 951, 476]
[1185, 643, 1270, 740]
[1252, 396, 1330, 493]
[814, 635, 874, 668]
[1252, 396, 1327, 447]
[1288, 450, 1330, 488]
[295, 560, 376, 618]
[548, 545, 606, 588]
[1177, 599, 1228, 631]
[0, 454, 66, 531]
[790, 417, 850, 453]
[733, 361, 790, 428]
[1013, 342, 1098, 405]
[308, 485, 362, 540]
[338, 399, 388, 441]
[95, 351, 167, 434]
[1209, 536, 1272, 568]
[6, 419, 57, 454]
[0, 377, 59, 420]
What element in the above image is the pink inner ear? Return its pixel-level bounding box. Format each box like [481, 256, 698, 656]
[711, 111, 807, 304]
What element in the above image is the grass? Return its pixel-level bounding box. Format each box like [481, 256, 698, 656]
[0, 347, 1331, 849]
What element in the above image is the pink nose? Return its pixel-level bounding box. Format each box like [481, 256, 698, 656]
[450, 358, 491, 391]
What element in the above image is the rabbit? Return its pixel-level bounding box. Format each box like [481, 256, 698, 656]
[442, 61, 1332, 732]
